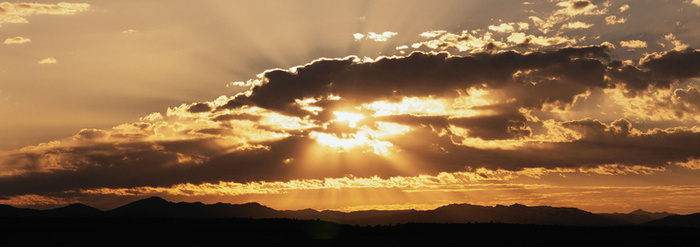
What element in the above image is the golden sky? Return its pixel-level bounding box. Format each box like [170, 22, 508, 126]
[1, 0, 700, 214]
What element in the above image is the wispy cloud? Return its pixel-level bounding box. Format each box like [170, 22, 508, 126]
[620, 40, 647, 49]
[354, 31, 398, 42]
[561, 21, 594, 29]
[37, 57, 57, 64]
[0, 2, 90, 26]
[605, 15, 627, 25]
[4, 36, 31, 44]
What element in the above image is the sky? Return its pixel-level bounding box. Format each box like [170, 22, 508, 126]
[1, 0, 700, 214]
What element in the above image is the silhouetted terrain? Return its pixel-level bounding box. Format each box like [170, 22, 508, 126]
[598, 209, 675, 225]
[645, 212, 700, 227]
[2, 197, 699, 246]
[1, 217, 699, 246]
[0, 196, 690, 226]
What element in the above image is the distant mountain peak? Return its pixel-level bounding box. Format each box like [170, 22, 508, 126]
[630, 209, 650, 214]
[141, 196, 169, 203]
[124, 196, 172, 207]
[62, 203, 95, 208]
[629, 209, 674, 217]
[45, 203, 102, 217]
[54, 203, 101, 211]
[435, 203, 477, 209]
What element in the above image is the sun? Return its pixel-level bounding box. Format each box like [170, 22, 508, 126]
[310, 131, 394, 154]
[306, 111, 410, 155]
[332, 111, 365, 127]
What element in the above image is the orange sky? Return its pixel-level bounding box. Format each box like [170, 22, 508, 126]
[1, 0, 700, 214]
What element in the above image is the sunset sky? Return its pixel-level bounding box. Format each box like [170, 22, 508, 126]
[2, 0, 700, 214]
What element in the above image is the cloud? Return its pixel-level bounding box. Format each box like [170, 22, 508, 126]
[353, 33, 364, 40]
[561, 21, 594, 29]
[559, 118, 634, 140]
[608, 86, 700, 122]
[222, 46, 612, 116]
[570, 1, 591, 10]
[619, 40, 647, 49]
[420, 30, 447, 38]
[187, 102, 214, 113]
[412, 30, 509, 53]
[373, 119, 699, 172]
[38, 57, 57, 64]
[638, 48, 700, 82]
[488, 22, 531, 33]
[606, 48, 700, 93]
[75, 167, 635, 198]
[676, 158, 700, 170]
[488, 23, 515, 33]
[73, 128, 110, 141]
[4, 36, 31, 44]
[619, 4, 630, 12]
[662, 33, 689, 51]
[670, 87, 700, 120]
[2, 40, 700, 207]
[0, 2, 90, 26]
[604, 15, 627, 25]
[0, 194, 76, 207]
[448, 112, 532, 140]
[506, 32, 577, 47]
[353, 31, 397, 42]
[3, 115, 698, 198]
[530, 0, 608, 33]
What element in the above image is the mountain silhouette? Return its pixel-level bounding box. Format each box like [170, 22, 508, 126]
[598, 209, 675, 225]
[42, 203, 103, 217]
[0, 197, 696, 227]
[644, 212, 700, 227]
[106, 196, 280, 218]
[0, 204, 40, 217]
[629, 209, 673, 217]
[349, 203, 619, 226]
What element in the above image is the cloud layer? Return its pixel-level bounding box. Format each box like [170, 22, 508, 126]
[2, 44, 700, 203]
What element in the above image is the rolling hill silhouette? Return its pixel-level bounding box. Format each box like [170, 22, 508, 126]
[2, 197, 699, 246]
[597, 209, 675, 225]
[0, 196, 690, 227]
[644, 212, 700, 227]
[0, 204, 39, 217]
[106, 196, 282, 218]
[43, 203, 104, 217]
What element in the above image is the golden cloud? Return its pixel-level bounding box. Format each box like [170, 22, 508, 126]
[4, 36, 31, 44]
[38, 57, 57, 64]
[0, 2, 89, 26]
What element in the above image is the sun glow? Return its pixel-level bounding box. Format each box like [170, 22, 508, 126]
[332, 111, 365, 127]
[363, 97, 448, 117]
[310, 131, 394, 154]
[313, 109, 412, 154]
[362, 91, 494, 118]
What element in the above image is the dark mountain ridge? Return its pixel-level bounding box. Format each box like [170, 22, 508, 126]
[644, 212, 700, 227]
[597, 209, 675, 225]
[0, 196, 694, 227]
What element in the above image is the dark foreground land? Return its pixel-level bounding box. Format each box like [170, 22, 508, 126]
[1, 217, 698, 247]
